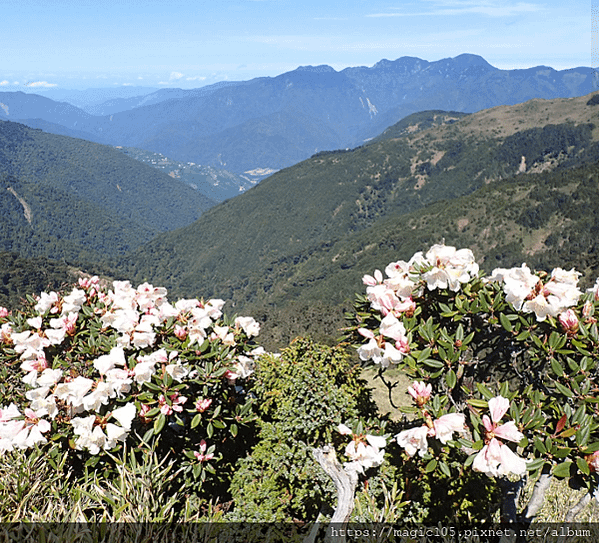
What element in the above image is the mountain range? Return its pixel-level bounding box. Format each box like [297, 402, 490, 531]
[1, 57, 599, 348]
[1, 54, 596, 175]
[117, 92, 599, 347]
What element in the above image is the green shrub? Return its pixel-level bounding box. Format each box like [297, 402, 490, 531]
[226, 337, 379, 522]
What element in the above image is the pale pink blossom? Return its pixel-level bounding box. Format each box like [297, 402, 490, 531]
[110, 403, 136, 431]
[174, 325, 188, 341]
[490, 265, 581, 321]
[26, 316, 43, 329]
[422, 245, 479, 291]
[472, 437, 527, 477]
[94, 346, 126, 375]
[78, 275, 99, 290]
[396, 425, 429, 457]
[558, 309, 579, 334]
[34, 292, 59, 314]
[432, 413, 465, 444]
[407, 381, 432, 406]
[473, 396, 526, 477]
[166, 362, 189, 382]
[586, 451, 599, 472]
[0, 307, 8, 318]
[194, 439, 214, 462]
[234, 316, 260, 337]
[195, 398, 212, 413]
[344, 434, 386, 473]
[337, 423, 352, 435]
[61, 288, 86, 314]
[0, 404, 21, 422]
[0, 322, 12, 344]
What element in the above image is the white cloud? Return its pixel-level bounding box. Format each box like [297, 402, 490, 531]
[169, 71, 184, 80]
[25, 81, 58, 88]
[185, 75, 206, 81]
[367, 1, 541, 18]
[0, 80, 9, 86]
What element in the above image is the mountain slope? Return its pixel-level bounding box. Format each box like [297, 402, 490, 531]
[119, 92, 599, 346]
[0, 121, 215, 262]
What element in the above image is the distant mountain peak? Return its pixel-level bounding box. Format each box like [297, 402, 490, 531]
[296, 65, 336, 73]
[451, 53, 495, 67]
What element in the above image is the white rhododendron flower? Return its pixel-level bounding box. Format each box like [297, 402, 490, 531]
[432, 413, 465, 444]
[489, 265, 581, 321]
[421, 244, 479, 292]
[344, 435, 386, 473]
[396, 426, 429, 458]
[234, 316, 261, 337]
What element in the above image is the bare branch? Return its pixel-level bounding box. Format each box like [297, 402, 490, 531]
[522, 470, 552, 521]
[311, 446, 361, 543]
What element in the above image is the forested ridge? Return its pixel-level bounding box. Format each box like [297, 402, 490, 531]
[3, 93, 599, 349]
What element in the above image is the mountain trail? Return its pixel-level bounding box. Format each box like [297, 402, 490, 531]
[7, 187, 32, 224]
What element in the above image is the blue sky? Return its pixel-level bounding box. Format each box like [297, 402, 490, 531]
[0, 0, 592, 91]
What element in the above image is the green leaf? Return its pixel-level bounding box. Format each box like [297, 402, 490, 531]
[581, 442, 599, 454]
[425, 459, 437, 473]
[153, 413, 166, 435]
[476, 383, 494, 400]
[445, 369, 457, 389]
[550, 358, 564, 377]
[191, 413, 202, 429]
[438, 461, 451, 477]
[553, 447, 573, 458]
[526, 458, 546, 472]
[554, 382, 573, 398]
[230, 423, 238, 437]
[552, 461, 573, 478]
[422, 358, 444, 369]
[468, 399, 489, 409]
[500, 313, 513, 332]
[533, 437, 546, 454]
[576, 424, 591, 448]
[576, 456, 590, 476]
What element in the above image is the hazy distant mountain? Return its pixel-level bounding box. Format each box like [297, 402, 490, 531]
[2, 55, 596, 175]
[36, 86, 160, 111]
[0, 91, 96, 132]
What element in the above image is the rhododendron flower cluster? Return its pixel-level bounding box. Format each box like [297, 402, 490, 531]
[0, 277, 263, 481]
[488, 265, 582, 322]
[395, 381, 465, 457]
[358, 244, 479, 367]
[338, 423, 386, 473]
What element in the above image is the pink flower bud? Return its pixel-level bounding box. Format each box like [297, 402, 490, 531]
[174, 325, 188, 340]
[195, 398, 212, 412]
[407, 381, 431, 406]
[558, 309, 579, 333]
